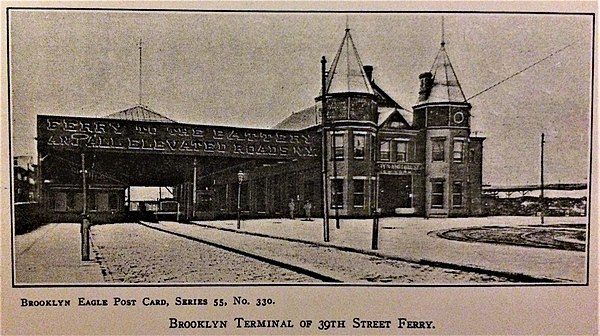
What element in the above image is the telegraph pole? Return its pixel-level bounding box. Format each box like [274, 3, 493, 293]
[540, 133, 545, 224]
[138, 38, 143, 106]
[321, 56, 330, 242]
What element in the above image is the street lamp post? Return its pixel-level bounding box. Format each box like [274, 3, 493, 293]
[80, 153, 91, 261]
[237, 170, 244, 230]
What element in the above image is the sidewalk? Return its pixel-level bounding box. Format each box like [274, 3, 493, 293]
[14, 223, 105, 284]
[191, 216, 588, 283]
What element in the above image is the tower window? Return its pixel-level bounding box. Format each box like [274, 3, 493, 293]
[331, 178, 344, 209]
[431, 181, 444, 208]
[353, 179, 365, 207]
[332, 133, 344, 160]
[452, 181, 463, 207]
[380, 140, 390, 161]
[432, 138, 445, 162]
[453, 138, 465, 163]
[353, 133, 366, 159]
[395, 140, 408, 162]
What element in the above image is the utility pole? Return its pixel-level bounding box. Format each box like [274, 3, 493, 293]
[540, 133, 545, 224]
[138, 38, 143, 106]
[321, 56, 330, 242]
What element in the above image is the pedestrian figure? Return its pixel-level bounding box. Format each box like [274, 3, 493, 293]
[288, 199, 295, 219]
[303, 200, 312, 221]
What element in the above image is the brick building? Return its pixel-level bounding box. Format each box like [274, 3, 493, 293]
[189, 28, 485, 218]
[36, 28, 485, 223]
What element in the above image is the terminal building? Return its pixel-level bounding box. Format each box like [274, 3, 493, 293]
[36, 28, 485, 223]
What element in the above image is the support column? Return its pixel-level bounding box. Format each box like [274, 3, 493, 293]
[192, 157, 197, 219]
[81, 153, 90, 261]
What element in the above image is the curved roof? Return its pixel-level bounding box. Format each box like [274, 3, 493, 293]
[273, 105, 319, 131]
[105, 105, 176, 123]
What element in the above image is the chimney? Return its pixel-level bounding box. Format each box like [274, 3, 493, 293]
[363, 65, 373, 82]
[418, 72, 433, 101]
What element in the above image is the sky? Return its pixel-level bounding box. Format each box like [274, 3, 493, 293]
[7, 9, 593, 186]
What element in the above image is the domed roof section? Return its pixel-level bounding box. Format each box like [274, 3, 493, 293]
[418, 42, 467, 104]
[105, 105, 176, 123]
[325, 29, 374, 95]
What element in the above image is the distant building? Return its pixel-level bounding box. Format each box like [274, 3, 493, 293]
[13, 156, 37, 203]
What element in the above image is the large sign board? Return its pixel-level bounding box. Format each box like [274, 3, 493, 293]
[377, 162, 423, 175]
[37, 115, 320, 159]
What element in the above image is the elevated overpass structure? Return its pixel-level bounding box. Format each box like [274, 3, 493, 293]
[482, 183, 588, 197]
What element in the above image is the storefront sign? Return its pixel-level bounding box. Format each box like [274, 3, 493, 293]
[378, 162, 423, 175]
[38, 115, 320, 159]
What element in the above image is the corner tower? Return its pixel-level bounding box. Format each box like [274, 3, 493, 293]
[316, 28, 378, 217]
[413, 38, 483, 217]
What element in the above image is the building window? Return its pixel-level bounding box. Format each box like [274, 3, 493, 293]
[469, 148, 476, 163]
[331, 178, 344, 209]
[353, 179, 365, 207]
[432, 138, 445, 162]
[380, 140, 390, 161]
[54, 192, 67, 211]
[431, 181, 444, 208]
[453, 138, 465, 163]
[67, 192, 76, 211]
[89, 192, 97, 211]
[452, 181, 463, 207]
[332, 133, 344, 160]
[395, 140, 408, 162]
[109, 193, 119, 211]
[353, 133, 366, 159]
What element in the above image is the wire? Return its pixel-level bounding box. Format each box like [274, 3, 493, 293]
[466, 41, 579, 102]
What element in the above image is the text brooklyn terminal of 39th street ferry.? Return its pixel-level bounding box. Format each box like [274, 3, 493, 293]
[167, 317, 435, 330]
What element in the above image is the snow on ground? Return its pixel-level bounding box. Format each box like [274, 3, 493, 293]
[191, 216, 588, 282]
[157, 221, 517, 283]
[90, 224, 316, 283]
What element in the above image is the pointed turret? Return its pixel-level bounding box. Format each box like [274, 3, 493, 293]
[317, 28, 377, 123]
[417, 42, 467, 104]
[326, 29, 374, 95]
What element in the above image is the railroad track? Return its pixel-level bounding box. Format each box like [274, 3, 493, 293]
[131, 221, 562, 284]
[137, 221, 343, 283]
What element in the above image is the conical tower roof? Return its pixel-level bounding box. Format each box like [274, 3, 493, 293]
[418, 42, 467, 104]
[325, 29, 374, 95]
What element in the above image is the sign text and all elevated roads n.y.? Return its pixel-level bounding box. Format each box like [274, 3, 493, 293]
[37, 115, 320, 160]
